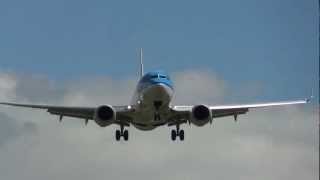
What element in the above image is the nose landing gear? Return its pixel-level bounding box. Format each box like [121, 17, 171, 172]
[153, 101, 162, 121]
[153, 101, 163, 110]
[154, 113, 161, 121]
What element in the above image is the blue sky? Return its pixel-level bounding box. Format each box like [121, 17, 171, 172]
[0, 0, 318, 102]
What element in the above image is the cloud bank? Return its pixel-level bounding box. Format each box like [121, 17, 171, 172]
[0, 70, 317, 180]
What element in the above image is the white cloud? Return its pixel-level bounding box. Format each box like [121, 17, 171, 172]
[0, 72, 17, 101]
[0, 70, 317, 180]
[172, 70, 226, 104]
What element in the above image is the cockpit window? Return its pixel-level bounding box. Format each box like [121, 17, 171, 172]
[146, 73, 170, 80]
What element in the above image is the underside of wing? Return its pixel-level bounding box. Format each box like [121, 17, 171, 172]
[0, 102, 133, 126]
[211, 99, 309, 118]
[170, 98, 309, 125]
[210, 99, 309, 110]
[0, 102, 96, 120]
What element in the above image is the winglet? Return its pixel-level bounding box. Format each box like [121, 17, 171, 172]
[139, 48, 144, 78]
[306, 88, 314, 103]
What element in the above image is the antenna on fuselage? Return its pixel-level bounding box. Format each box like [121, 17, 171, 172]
[139, 48, 144, 78]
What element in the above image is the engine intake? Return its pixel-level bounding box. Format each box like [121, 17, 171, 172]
[191, 105, 212, 126]
[94, 105, 116, 127]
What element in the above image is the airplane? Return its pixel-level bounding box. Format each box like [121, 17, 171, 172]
[0, 49, 311, 141]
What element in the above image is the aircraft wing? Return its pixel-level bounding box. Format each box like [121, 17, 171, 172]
[0, 102, 132, 125]
[170, 99, 310, 124]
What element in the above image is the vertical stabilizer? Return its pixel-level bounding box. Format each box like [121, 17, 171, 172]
[140, 48, 144, 78]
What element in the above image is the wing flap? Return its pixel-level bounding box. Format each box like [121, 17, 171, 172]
[213, 108, 248, 118]
[47, 107, 95, 120]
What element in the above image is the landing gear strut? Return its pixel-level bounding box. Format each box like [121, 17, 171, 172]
[154, 113, 161, 121]
[171, 125, 184, 141]
[154, 101, 162, 121]
[115, 125, 129, 141]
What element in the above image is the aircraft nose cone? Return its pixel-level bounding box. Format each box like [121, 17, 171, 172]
[143, 83, 173, 103]
[150, 78, 173, 90]
[152, 84, 167, 94]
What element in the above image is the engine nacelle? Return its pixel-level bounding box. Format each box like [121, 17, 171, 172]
[190, 105, 212, 126]
[94, 105, 116, 127]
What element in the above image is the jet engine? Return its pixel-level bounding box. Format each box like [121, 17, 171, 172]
[94, 105, 116, 127]
[190, 105, 212, 126]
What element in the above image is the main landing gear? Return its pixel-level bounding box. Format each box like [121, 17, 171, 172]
[171, 125, 184, 141]
[115, 125, 129, 141]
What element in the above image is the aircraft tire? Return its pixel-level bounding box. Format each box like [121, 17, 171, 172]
[124, 130, 129, 141]
[116, 130, 121, 141]
[171, 130, 177, 141]
[179, 130, 184, 141]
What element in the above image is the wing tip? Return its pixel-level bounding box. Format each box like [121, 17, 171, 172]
[305, 92, 314, 103]
[305, 98, 312, 103]
[305, 88, 315, 103]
